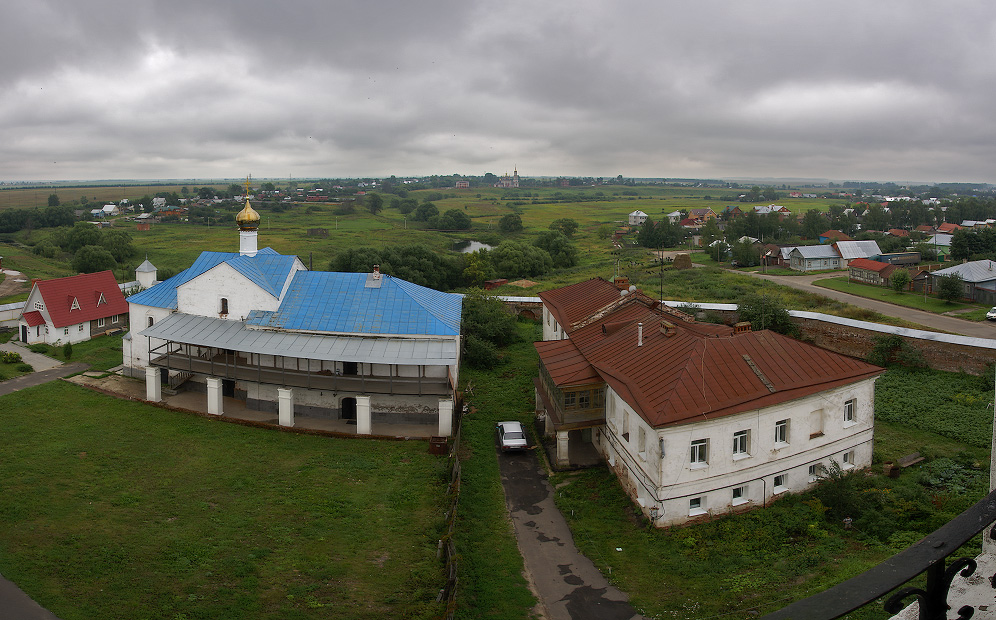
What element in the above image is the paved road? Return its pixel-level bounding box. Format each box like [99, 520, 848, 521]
[497, 446, 644, 620]
[745, 270, 996, 339]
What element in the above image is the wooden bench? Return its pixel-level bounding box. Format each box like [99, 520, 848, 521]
[898, 452, 925, 468]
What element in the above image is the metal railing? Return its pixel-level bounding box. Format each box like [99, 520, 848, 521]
[762, 487, 996, 620]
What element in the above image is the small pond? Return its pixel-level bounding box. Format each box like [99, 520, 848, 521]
[453, 240, 494, 253]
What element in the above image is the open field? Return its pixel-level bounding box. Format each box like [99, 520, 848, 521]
[0, 381, 449, 620]
[816, 276, 990, 316]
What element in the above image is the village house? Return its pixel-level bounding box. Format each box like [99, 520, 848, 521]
[534, 278, 883, 527]
[834, 240, 883, 268]
[18, 271, 129, 345]
[789, 245, 841, 271]
[628, 210, 648, 226]
[123, 194, 462, 436]
[931, 260, 996, 304]
[848, 258, 897, 287]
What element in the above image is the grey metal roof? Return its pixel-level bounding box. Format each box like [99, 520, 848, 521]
[933, 259, 996, 284]
[139, 312, 458, 366]
[926, 233, 952, 246]
[835, 240, 882, 260]
[791, 245, 840, 259]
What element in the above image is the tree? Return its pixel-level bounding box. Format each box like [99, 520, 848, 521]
[260, 182, 276, 193]
[801, 209, 827, 240]
[490, 241, 552, 278]
[100, 229, 137, 262]
[48, 194, 60, 207]
[436, 209, 471, 230]
[365, 192, 384, 214]
[731, 239, 760, 267]
[737, 292, 798, 336]
[412, 202, 438, 221]
[890, 268, 911, 293]
[462, 249, 494, 287]
[396, 198, 418, 214]
[498, 213, 523, 234]
[533, 231, 578, 268]
[549, 218, 579, 238]
[937, 273, 965, 303]
[72, 245, 117, 273]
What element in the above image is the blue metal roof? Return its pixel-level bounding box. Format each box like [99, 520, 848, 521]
[127, 248, 293, 309]
[245, 271, 462, 336]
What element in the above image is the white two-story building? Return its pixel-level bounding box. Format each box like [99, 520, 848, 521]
[534, 278, 883, 527]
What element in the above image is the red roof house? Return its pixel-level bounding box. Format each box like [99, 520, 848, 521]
[937, 222, 962, 233]
[534, 278, 883, 526]
[18, 270, 129, 345]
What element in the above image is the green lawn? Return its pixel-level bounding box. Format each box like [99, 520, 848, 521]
[23, 331, 125, 372]
[0, 381, 449, 620]
[816, 277, 984, 315]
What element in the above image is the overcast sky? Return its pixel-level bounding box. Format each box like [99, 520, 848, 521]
[3, 0, 995, 184]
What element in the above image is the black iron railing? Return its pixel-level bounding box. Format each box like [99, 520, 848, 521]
[762, 488, 996, 620]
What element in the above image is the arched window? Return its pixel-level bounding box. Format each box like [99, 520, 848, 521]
[220, 298, 229, 315]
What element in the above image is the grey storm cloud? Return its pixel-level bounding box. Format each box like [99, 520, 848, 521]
[2, 0, 996, 182]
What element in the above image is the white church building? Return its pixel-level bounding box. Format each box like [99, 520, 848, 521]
[123, 195, 462, 436]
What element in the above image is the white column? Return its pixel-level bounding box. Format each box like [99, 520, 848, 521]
[356, 395, 371, 435]
[278, 388, 294, 427]
[145, 366, 161, 402]
[556, 430, 570, 468]
[437, 398, 453, 437]
[206, 377, 223, 416]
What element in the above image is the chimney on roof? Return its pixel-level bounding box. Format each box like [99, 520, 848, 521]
[372, 264, 381, 280]
[735, 321, 751, 333]
[613, 275, 629, 290]
[660, 320, 677, 337]
[638, 322, 643, 347]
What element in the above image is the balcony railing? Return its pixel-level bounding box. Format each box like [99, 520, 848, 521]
[150, 348, 452, 397]
[762, 487, 996, 620]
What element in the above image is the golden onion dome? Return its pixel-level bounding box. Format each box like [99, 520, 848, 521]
[236, 199, 260, 229]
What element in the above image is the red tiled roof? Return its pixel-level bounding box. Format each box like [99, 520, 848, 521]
[938, 222, 962, 233]
[32, 270, 128, 328]
[819, 230, 853, 242]
[915, 225, 935, 233]
[888, 228, 909, 237]
[848, 258, 890, 273]
[536, 291, 883, 429]
[22, 311, 45, 327]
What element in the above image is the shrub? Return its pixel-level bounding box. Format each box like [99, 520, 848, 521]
[28, 344, 48, 354]
[63, 342, 73, 360]
[16, 363, 33, 373]
[2, 351, 22, 364]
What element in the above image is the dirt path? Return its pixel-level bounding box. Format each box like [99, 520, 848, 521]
[0, 268, 30, 299]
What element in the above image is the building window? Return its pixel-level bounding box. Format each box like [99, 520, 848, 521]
[97, 317, 105, 328]
[808, 463, 825, 482]
[844, 399, 856, 424]
[732, 485, 748, 506]
[78, 324, 83, 332]
[638, 427, 647, 460]
[732, 430, 750, 458]
[220, 298, 229, 315]
[842, 450, 855, 469]
[774, 474, 788, 493]
[34, 301, 44, 310]
[774, 419, 789, 445]
[64, 327, 69, 335]
[148, 317, 154, 327]
[112, 314, 119, 324]
[594, 388, 605, 407]
[810, 409, 824, 438]
[578, 390, 591, 409]
[622, 411, 630, 442]
[690, 439, 708, 467]
[564, 391, 577, 409]
[689, 497, 706, 516]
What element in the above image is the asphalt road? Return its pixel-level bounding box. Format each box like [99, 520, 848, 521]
[744, 270, 996, 339]
[496, 443, 644, 620]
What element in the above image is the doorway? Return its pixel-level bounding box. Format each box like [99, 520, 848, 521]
[341, 397, 357, 422]
[222, 379, 235, 398]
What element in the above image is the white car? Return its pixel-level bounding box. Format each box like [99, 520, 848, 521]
[496, 421, 528, 451]
[987, 307, 996, 321]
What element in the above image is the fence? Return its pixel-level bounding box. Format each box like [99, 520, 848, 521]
[437, 403, 463, 619]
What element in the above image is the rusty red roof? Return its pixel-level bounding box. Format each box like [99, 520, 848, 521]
[848, 257, 890, 273]
[536, 289, 883, 429]
[22, 311, 45, 327]
[31, 270, 128, 328]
